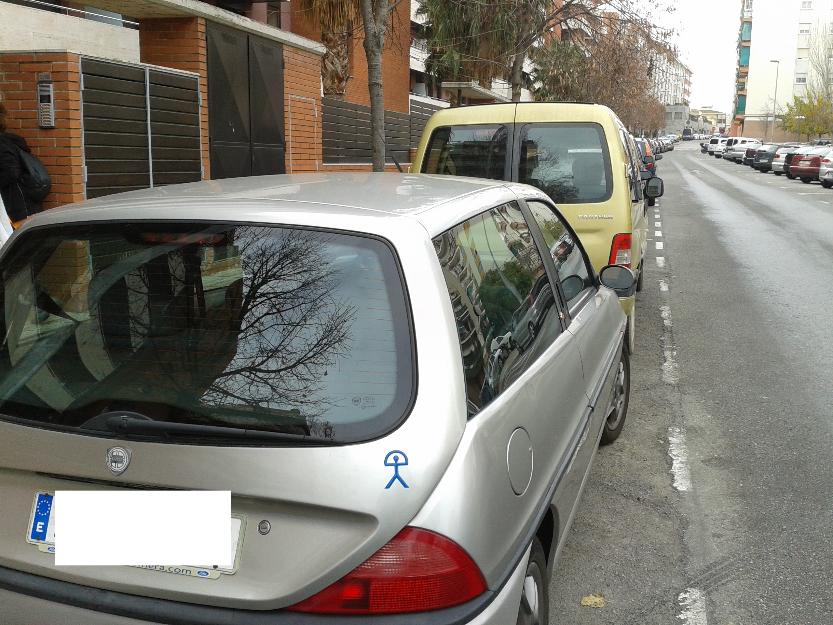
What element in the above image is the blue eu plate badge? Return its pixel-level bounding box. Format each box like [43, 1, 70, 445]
[27, 492, 55, 552]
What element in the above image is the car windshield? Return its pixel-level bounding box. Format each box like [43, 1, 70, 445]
[0, 223, 413, 444]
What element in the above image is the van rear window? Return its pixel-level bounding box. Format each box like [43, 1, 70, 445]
[518, 123, 612, 204]
[0, 223, 413, 445]
[422, 125, 508, 180]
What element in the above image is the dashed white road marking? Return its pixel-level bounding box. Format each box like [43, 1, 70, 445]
[667, 427, 691, 491]
[656, 256, 665, 268]
[655, 221, 662, 227]
[660, 305, 672, 327]
[656, 241, 664, 250]
[659, 279, 669, 292]
[798, 192, 828, 195]
[677, 588, 707, 625]
[822, 201, 831, 205]
[655, 230, 663, 237]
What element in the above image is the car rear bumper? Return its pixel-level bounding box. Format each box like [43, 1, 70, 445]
[771, 161, 785, 172]
[791, 167, 820, 177]
[0, 554, 528, 625]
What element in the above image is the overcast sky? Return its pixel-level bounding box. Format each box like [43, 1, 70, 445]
[661, 0, 741, 114]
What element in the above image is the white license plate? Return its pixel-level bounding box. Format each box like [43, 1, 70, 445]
[26, 492, 245, 579]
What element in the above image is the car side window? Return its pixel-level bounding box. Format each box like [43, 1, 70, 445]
[434, 202, 562, 415]
[525, 200, 595, 309]
[618, 129, 642, 202]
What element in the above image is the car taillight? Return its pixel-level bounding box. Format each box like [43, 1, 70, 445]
[823, 159, 831, 164]
[288, 528, 487, 615]
[609, 233, 632, 267]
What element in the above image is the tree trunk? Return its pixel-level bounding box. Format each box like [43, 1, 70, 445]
[510, 53, 525, 102]
[360, 0, 389, 172]
[321, 27, 351, 97]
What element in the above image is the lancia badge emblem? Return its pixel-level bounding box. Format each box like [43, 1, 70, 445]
[106, 447, 131, 475]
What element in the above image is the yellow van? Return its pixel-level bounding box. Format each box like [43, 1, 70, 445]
[412, 102, 664, 352]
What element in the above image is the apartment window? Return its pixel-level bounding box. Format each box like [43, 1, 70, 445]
[799, 23, 812, 35]
[741, 22, 752, 40]
[801, 0, 812, 9]
[796, 74, 808, 84]
[744, 0, 753, 9]
[740, 47, 751, 66]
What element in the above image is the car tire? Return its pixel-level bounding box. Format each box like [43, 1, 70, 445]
[601, 347, 630, 446]
[823, 181, 833, 189]
[787, 173, 795, 179]
[774, 171, 782, 176]
[516, 538, 549, 625]
[802, 178, 812, 184]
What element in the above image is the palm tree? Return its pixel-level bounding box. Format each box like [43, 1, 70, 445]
[298, 0, 358, 97]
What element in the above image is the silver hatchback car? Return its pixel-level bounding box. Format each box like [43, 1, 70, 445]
[0, 173, 632, 625]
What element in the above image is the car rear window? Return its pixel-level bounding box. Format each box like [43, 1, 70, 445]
[518, 123, 612, 204]
[422, 124, 508, 180]
[0, 222, 414, 445]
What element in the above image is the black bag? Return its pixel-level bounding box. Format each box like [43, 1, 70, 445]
[16, 147, 51, 202]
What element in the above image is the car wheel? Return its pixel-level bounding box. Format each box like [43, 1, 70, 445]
[823, 181, 833, 189]
[516, 538, 548, 625]
[774, 171, 782, 176]
[787, 173, 795, 179]
[802, 178, 812, 184]
[601, 348, 630, 446]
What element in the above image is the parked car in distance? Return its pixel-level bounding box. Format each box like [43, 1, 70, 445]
[790, 146, 832, 183]
[714, 138, 729, 158]
[784, 145, 815, 179]
[0, 173, 636, 625]
[771, 145, 800, 175]
[743, 143, 763, 166]
[818, 150, 833, 187]
[724, 138, 761, 163]
[707, 137, 721, 155]
[413, 102, 664, 353]
[752, 144, 781, 172]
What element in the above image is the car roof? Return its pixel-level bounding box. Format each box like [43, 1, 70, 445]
[23, 173, 551, 239]
[424, 101, 617, 126]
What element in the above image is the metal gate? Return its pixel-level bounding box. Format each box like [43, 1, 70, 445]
[81, 58, 202, 199]
[207, 23, 285, 179]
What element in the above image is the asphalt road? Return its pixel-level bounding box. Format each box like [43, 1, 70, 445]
[549, 140, 833, 625]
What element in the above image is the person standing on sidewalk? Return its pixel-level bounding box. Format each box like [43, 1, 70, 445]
[0, 101, 41, 228]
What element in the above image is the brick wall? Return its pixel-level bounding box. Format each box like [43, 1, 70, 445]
[345, 0, 411, 114]
[0, 52, 84, 209]
[284, 46, 322, 173]
[140, 17, 210, 180]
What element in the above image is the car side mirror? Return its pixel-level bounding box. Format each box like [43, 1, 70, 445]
[599, 265, 636, 298]
[644, 176, 664, 198]
[560, 275, 586, 302]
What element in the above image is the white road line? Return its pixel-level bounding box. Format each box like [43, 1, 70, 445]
[798, 192, 828, 195]
[656, 241, 664, 250]
[655, 230, 663, 237]
[667, 427, 691, 491]
[822, 201, 831, 205]
[677, 588, 708, 625]
[655, 221, 662, 227]
[659, 279, 669, 292]
[660, 304, 672, 327]
[656, 256, 665, 268]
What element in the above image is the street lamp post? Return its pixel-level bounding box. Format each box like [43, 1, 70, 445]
[769, 59, 780, 142]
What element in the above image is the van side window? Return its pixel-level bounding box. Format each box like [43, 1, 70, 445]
[517, 123, 612, 204]
[434, 202, 562, 415]
[423, 125, 508, 180]
[525, 200, 595, 309]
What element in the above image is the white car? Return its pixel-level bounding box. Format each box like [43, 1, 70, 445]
[818, 148, 833, 187]
[713, 138, 729, 158]
[725, 138, 762, 164]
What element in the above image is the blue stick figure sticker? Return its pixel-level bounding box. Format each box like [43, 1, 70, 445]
[384, 450, 409, 489]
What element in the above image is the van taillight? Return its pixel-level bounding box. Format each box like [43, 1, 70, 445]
[609, 233, 632, 267]
[288, 528, 487, 614]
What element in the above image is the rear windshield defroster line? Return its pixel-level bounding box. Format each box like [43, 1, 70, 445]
[0, 221, 415, 446]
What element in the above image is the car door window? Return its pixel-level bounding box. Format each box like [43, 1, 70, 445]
[525, 200, 595, 310]
[517, 123, 612, 204]
[434, 202, 562, 414]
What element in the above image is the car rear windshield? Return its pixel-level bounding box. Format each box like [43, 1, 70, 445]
[518, 123, 612, 204]
[0, 222, 414, 445]
[422, 124, 508, 180]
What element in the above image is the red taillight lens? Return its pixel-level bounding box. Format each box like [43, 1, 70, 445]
[823, 159, 831, 164]
[288, 528, 487, 615]
[609, 233, 632, 267]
